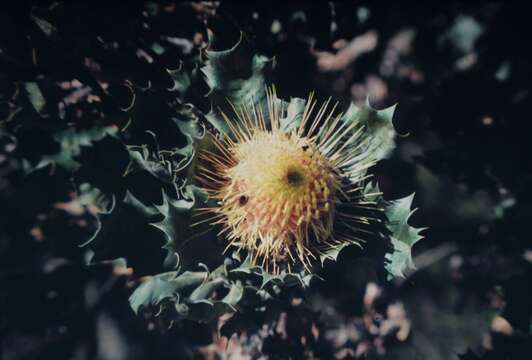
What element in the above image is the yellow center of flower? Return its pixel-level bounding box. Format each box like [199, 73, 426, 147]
[218, 131, 340, 267]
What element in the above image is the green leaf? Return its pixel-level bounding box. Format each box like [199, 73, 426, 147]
[31, 11, 56, 37]
[167, 62, 200, 99]
[279, 97, 306, 132]
[25, 126, 118, 173]
[222, 282, 244, 309]
[188, 278, 225, 301]
[150, 185, 208, 269]
[181, 280, 244, 322]
[439, 15, 484, 55]
[82, 191, 169, 275]
[129, 272, 180, 314]
[22, 82, 47, 115]
[201, 32, 275, 135]
[340, 98, 398, 165]
[153, 266, 245, 322]
[125, 131, 192, 184]
[230, 253, 315, 289]
[173, 105, 207, 177]
[383, 193, 425, 279]
[125, 144, 174, 183]
[129, 271, 207, 314]
[319, 241, 357, 265]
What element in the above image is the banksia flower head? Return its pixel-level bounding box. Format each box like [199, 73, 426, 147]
[197, 88, 382, 273]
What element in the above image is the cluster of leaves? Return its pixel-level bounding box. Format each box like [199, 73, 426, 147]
[2, 1, 425, 333]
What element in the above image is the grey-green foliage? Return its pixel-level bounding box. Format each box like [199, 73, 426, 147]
[202, 32, 275, 135]
[84, 33, 424, 324]
[24, 125, 118, 173]
[340, 98, 398, 164]
[363, 182, 425, 279]
[383, 194, 425, 278]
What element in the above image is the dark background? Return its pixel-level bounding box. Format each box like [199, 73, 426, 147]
[1, 1, 531, 359]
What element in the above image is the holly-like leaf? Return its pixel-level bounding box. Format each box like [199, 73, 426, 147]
[150, 186, 200, 269]
[201, 32, 275, 135]
[126, 145, 171, 182]
[82, 191, 168, 276]
[340, 99, 398, 165]
[230, 253, 315, 289]
[25, 125, 118, 172]
[125, 131, 190, 184]
[319, 241, 356, 266]
[179, 276, 245, 322]
[167, 62, 201, 99]
[133, 264, 246, 323]
[383, 193, 425, 279]
[129, 270, 207, 314]
[129, 272, 180, 314]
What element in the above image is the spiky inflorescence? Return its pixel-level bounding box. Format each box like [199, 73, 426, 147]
[196, 89, 382, 273]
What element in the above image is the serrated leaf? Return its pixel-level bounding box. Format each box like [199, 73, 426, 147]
[230, 254, 314, 289]
[129, 271, 207, 314]
[182, 282, 244, 322]
[167, 62, 197, 98]
[149, 185, 206, 269]
[160, 267, 245, 322]
[124, 190, 159, 217]
[125, 144, 175, 183]
[201, 32, 275, 135]
[27, 126, 118, 172]
[230, 253, 261, 275]
[319, 241, 355, 265]
[383, 193, 425, 279]
[124, 121, 203, 184]
[129, 272, 180, 314]
[188, 278, 225, 301]
[82, 191, 170, 276]
[173, 105, 207, 178]
[341, 98, 398, 164]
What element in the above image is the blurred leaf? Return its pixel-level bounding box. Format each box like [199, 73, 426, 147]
[22, 82, 47, 115]
[440, 15, 484, 54]
[25, 125, 118, 172]
[279, 97, 306, 132]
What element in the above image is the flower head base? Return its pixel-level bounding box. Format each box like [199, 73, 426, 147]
[197, 89, 380, 273]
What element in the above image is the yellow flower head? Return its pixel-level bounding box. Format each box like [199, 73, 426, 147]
[197, 89, 379, 273]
